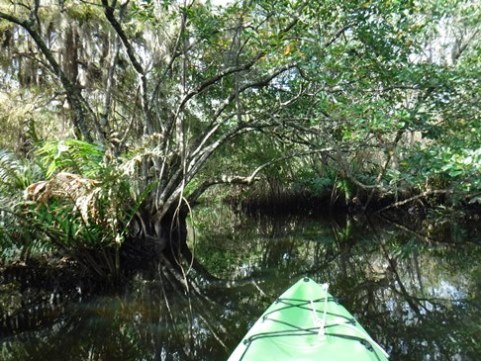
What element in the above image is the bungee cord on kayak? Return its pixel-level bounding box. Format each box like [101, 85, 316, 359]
[228, 278, 389, 361]
[309, 282, 329, 339]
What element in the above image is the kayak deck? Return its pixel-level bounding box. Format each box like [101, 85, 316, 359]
[227, 278, 389, 361]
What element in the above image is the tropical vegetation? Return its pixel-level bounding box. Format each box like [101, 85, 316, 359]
[0, 0, 480, 277]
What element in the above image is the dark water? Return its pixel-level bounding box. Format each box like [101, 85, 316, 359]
[1, 205, 481, 361]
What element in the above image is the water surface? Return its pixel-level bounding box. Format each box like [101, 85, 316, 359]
[1, 205, 480, 360]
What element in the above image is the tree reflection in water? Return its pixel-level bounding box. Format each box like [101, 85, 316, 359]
[1, 206, 481, 361]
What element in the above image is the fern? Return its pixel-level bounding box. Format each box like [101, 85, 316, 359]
[0, 150, 32, 194]
[0, 151, 46, 262]
[36, 139, 104, 178]
[0, 144, 140, 276]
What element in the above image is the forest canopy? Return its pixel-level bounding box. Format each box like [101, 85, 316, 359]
[0, 0, 480, 274]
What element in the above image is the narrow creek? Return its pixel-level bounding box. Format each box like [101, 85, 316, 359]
[1, 204, 480, 361]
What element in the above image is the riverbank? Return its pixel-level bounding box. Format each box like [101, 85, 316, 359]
[2, 203, 480, 361]
[223, 180, 481, 217]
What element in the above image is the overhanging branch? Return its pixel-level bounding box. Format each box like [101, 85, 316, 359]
[102, 0, 145, 76]
[187, 148, 335, 203]
[101, 0, 155, 133]
[173, 52, 266, 119]
[0, 10, 96, 142]
[187, 175, 261, 204]
[188, 62, 298, 162]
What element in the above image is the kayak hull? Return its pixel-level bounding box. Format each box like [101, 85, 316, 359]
[227, 278, 389, 361]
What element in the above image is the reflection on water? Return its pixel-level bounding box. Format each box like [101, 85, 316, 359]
[1, 204, 481, 361]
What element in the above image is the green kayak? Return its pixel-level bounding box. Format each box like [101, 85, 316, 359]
[227, 278, 389, 361]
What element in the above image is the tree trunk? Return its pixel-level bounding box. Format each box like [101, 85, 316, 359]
[124, 199, 189, 263]
[63, 25, 79, 84]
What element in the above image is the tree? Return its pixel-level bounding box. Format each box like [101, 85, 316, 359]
[1, 0, 480, 272]
[0, 0, 350, 258]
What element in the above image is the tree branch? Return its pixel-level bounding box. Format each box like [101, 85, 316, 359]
[102, 2, 129, 144]
[375, 189, 453, 214]
[0, 10, 96, 142]
[173, 52, 265, 118]
[101, 0, 145, 76]
[101, 0, 155, 134]
[188, 62, 298, 162]
[323, 22, 357, 48]
[187, 148, 335, 203]
[187, 175, 261, 204]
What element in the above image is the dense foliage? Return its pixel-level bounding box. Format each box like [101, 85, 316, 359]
[0, 0, 480, 271]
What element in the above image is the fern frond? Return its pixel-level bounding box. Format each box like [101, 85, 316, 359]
[36, 139, 104, 178]
[0, 150, 30, 193]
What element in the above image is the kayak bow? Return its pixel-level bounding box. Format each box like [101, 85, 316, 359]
[227, 277, 389, 361]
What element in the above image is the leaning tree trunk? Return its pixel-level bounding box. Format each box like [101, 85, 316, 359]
[125, 196, 189, 265]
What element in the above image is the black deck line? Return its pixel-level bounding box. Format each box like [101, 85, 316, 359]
[262, 297, 354, 325]
[263, 316, 356, 331]
[236, 295, 383, 360]
[240, 330, 382, 361]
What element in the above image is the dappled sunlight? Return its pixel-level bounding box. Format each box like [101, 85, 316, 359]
[0, 0, 480, 360]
